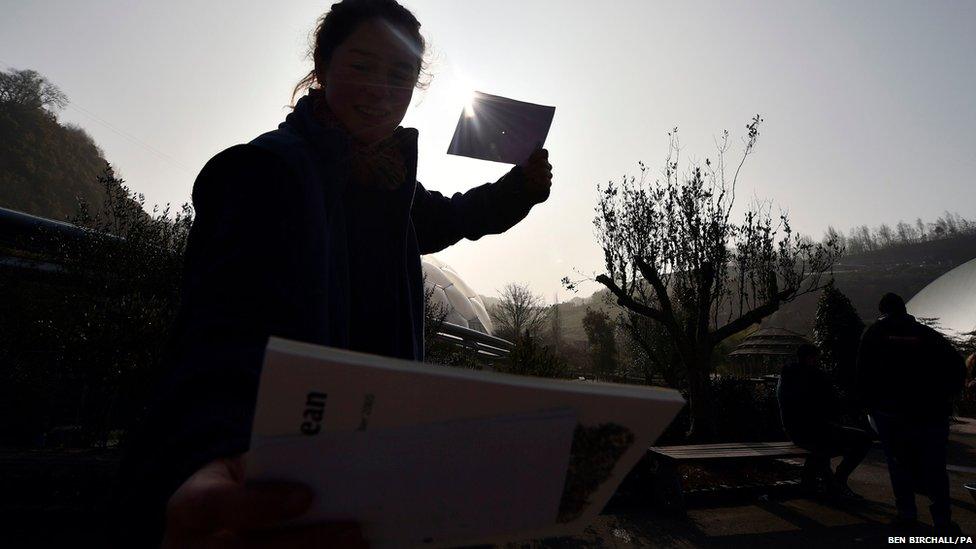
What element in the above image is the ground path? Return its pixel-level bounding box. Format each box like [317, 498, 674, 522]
[529, 418, 976, 547]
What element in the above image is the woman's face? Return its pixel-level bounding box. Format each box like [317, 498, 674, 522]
[323, 19, 419, 145]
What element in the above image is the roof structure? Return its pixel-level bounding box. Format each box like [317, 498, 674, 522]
[908, 257, 976, 337]
[729, 327, 812, 358]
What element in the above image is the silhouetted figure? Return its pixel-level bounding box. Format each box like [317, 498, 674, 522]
[116, 0, 553, 546]
[778, 343, 872, 498]
[857, 293, 966, 532]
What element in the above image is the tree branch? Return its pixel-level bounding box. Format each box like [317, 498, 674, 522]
[595, 274, 665, 322]
[633, 257, 675, 320]
[709, 287, 793, 346]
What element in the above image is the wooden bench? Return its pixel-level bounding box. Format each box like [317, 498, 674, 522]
[644, 442, 809, 510]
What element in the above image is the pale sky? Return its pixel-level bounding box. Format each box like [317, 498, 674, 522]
[3, 0, 975, 301]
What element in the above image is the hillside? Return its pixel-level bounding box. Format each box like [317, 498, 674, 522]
[511, 233, 976, 346]
[0, 71, 112, 221]
[765, 233, 976, 336]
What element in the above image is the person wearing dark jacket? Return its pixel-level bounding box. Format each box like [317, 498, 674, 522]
[117, 1, 553, 546]
[778, 344, 872, 498]
[857, 293, 967, 532]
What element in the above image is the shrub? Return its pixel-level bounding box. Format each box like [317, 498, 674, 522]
[0, 166, 191, 446]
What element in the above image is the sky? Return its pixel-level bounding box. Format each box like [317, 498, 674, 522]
[3, 0, 975, 301]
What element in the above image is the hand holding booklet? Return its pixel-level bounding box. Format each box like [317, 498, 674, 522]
[246, 337, 684, 548]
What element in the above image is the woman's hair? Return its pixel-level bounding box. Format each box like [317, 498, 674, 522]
[292, 0, 430, 102]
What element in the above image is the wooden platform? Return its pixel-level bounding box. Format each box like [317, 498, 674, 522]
[650, 441, 809, 461]
[645, 442, 809, 510]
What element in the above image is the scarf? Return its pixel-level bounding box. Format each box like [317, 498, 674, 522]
[310, 89, 407, 191]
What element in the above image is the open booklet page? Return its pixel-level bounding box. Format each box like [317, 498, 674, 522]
[247, 337, 685, 547]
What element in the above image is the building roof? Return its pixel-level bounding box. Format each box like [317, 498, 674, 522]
[729, 327, 812, 357]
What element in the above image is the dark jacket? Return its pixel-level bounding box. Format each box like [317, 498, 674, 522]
[117, 93, 545, 543]
[856, 313, 966, 419]
[777, 361, 840, 442]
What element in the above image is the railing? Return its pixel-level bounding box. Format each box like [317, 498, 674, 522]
[0, 206, 89, 272]
[435, 322, 513, 358]
[0, 206, 513, 357]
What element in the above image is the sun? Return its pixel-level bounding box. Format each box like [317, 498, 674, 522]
[462, 90, 476, 117]
[448, 77, 476, 118]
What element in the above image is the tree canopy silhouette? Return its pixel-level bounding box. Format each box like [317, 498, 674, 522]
[571, 117, 841, 439]
[0, 67, 122, 220]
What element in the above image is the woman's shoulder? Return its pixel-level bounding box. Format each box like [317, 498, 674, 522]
[200, 144, 293, 181]
[192, 144, 299, 211]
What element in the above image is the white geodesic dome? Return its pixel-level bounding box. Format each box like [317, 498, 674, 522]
[421, 256, 494, 335]
[907, 257, 976, 337]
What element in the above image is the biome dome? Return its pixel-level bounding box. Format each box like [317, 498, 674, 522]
[907, 257, 976, 337]
[421, 256, 494, 335]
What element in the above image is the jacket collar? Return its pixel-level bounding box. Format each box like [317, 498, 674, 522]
[282, 92, 420, 212]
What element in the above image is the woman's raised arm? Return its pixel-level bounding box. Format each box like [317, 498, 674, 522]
[412, 148, 552, 254]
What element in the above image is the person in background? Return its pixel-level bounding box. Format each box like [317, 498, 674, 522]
[856, 293, 966, 533]
[117, 0, 553, 546]
[777, 343, 873, 499]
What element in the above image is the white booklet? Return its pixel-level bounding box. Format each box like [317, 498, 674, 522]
[246, 337, 685, 548]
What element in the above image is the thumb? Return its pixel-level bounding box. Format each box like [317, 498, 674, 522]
[168, 470, 313, 537]
[221, 481, 314, 531]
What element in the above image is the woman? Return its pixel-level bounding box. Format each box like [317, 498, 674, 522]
[119, 0, 552, 545]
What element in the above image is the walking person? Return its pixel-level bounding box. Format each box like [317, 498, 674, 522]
[778, 344, 873, 498]
[117, 0, 553, 545]
[856, 293, 967, 533]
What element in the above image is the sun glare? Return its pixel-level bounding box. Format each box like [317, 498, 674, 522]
[462, 89, 476, 118]
[449, 78, 476, 118]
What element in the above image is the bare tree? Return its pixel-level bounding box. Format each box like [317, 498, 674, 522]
[572, 116, 840, 439]
[895, 221, 916, 244]
[0, 68, 68, 115]
[916, 218, 928, 241]
[489, 283, 550, 342]
[876, 224, 894, 248]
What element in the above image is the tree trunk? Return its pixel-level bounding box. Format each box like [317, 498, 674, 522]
[684, 353, 715, 442]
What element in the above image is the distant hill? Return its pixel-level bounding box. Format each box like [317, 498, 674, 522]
[765, 233, 976, 336]
[0, 71, 113, 221]
[524, 233, 976, 345]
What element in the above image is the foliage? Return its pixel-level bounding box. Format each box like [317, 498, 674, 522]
[0, 68, 115, 221]
[812, 282, 865, 406]
[657, 379, 785, 445]
[581, 308, 620, 380]
[496, 331, 568, 379]
[0, 166, 192, 446]
[422, 276, 450, 354]
[421, 279, 484, 370]
[489, 282, 551, 342]
[619, 310, 683, 387]
[956, 331, 976, 358]
[0, 68, 67, 114]
[571, 117, 841, 439]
